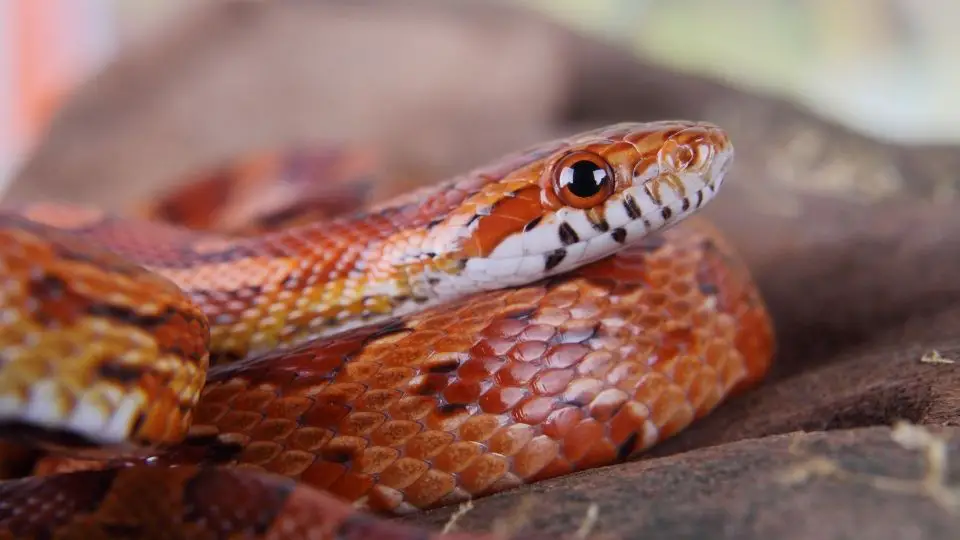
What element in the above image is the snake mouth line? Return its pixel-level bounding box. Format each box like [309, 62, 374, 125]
[426, 170, 726, 300]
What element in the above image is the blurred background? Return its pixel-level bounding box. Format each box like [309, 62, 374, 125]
[2, 0, 959, 199]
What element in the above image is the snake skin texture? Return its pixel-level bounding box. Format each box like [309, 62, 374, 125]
[0, 121, 775, 539]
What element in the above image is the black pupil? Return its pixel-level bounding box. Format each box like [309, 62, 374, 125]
[564, 160, 607, 198]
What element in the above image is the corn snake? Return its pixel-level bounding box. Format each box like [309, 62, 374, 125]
[0, 121, 775, 539]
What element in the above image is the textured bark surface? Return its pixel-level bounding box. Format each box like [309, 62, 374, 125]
[4, 0, 960, 538]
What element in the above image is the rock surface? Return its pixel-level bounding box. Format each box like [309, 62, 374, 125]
[3, 1, 960, 538]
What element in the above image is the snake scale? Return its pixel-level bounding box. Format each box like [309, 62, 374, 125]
[0, 121, 775, 539]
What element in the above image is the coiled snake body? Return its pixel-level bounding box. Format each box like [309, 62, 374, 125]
[0, 122, 775, 539]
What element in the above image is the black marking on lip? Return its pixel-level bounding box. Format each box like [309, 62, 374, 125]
[681, 197, 691, 211]
[623, 194, 642, 219]
[695, 190, 704, 208]
[661, 206, 674, 221]
[425, 218, 444, 229]
[544, 248, 567, 271]
[523, 215, 543, 232]
[558, 222, 579, 246]
[585, 209, 610, 232]
[465, 213, 482, 227]
[611, 227, 627, 244]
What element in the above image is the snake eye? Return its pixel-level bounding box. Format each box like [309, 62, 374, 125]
[550, 151, 615, 209]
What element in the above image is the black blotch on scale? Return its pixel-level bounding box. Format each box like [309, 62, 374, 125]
[544, 248, 567, 271]
[611, 227, 627, 244]
[558, 222, 579, 245]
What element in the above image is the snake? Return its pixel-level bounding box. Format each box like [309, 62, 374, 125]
[0, 121, 775, 539]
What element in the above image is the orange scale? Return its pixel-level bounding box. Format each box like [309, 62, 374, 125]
[370, 420, 422, 447]
[352, 389, 402, 412]
[288, 427, 334, 452]
[316, 382, 367, 403]
[389, 330, 445, 351]
[541, 406, 584, 439]
[197, 384, 242, 406]
[513, 395, 557, 425]
[630, 372, 672, 408]
[718, 353, 749, 392]
[531, 368, 574, 396]
[261, 396, 314, 420]
[544, 343, 591, 369]
[557, 322, 600, 344]
[327, 471, 376, 502]
[192, 402, 229, 424]
[561, 378, 604, 406]
[248, 418, 297, 441]
[482, 318, 528, 339]
[685, 370, 721, 415]
[366, 485, 405, 514]
[442, 379, 482, 405]
[512, 435, 562, 480]
[604, 361, 647, 387]
[516, 323, 557, 343]
[370, 367, 417, 390]
[457, 355, 506, 381]
[568, 302, 602, 320]
[390, 396, 439, 421]
[704, 340, 733, 370]
[487, 423, 535, 456]
[507, 341, 548, 363]
[560, 419, 604, 462]
[608, 400, 652, 448]
[668, 280, 695, 297]
[238, 440, 283, 465]
[298, 458, 347, 490]
[299, 402, 351, 429]
[353, 446, 400, 475]
[263, 449, 316, 477]
[424, 405, 472, 432]
[574, 438, 617, 470]
[577, 350, 616, 378]
[432, 440, 484, 473]
[339, 361, 381, 382]
[544, 289, 581, 309]
[404, 469, 457, 509]
[657, 401, 696, 441]
[458, 413, 503, 442]
[532, 307, 570, 327]
[458, 453, 511, 495]
[528, 456, 574, 483]
[430, 335, 478, 354]
[216, 410, 264, 433]
[337, 411, 387, 437]
[494, 360, 539, 386]
[478, 386, 527, 415]
[403, 430, 454, 460]
[502, 287, 548, 308]
[586, 388, 630, 422]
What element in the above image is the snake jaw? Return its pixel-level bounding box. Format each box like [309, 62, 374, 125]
[424, 122, 734, 296]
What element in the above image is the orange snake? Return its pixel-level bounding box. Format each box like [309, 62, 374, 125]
[0, 121, 775, 539]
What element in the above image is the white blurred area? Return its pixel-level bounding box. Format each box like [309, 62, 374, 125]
[2, 0, 959, 191]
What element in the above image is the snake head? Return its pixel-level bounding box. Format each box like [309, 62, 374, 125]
[424, 120, 734, 292]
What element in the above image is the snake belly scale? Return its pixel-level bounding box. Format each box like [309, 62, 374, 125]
[0, 121, 775, 539]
